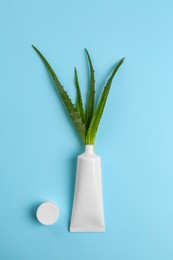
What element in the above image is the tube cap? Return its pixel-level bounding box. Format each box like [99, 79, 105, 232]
[36, 202, 59, 225]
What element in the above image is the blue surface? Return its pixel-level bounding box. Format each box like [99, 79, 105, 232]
[1, 0, 173, 259]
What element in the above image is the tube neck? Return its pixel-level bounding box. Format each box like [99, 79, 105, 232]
[85, 145, 94, 154]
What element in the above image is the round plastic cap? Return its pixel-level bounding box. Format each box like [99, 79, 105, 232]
[36, 202, 59, 225]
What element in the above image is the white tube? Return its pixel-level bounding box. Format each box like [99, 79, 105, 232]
[70, 145, 105, 232]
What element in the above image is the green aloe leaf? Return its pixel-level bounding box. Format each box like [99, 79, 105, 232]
[85, 48, 95, 129]
[86, 57, 125, 144]
[32, 45, 86, 143]
[74, 67, 85, 123]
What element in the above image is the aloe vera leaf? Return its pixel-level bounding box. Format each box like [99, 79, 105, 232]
[32, 45, 86, 143]
[74, 67, 85, 123]
[85, 57, 125, 144]
[85, 48, 95, 129]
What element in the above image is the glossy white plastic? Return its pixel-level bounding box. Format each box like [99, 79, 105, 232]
[70, 145, 105, 232]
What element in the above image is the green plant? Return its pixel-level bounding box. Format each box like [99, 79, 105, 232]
[32, 45, 124, 144]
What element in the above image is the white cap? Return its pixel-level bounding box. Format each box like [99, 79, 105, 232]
[36, 202, 59, 225]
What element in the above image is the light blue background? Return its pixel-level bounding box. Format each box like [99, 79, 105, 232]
[0, 0, 173, 259]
